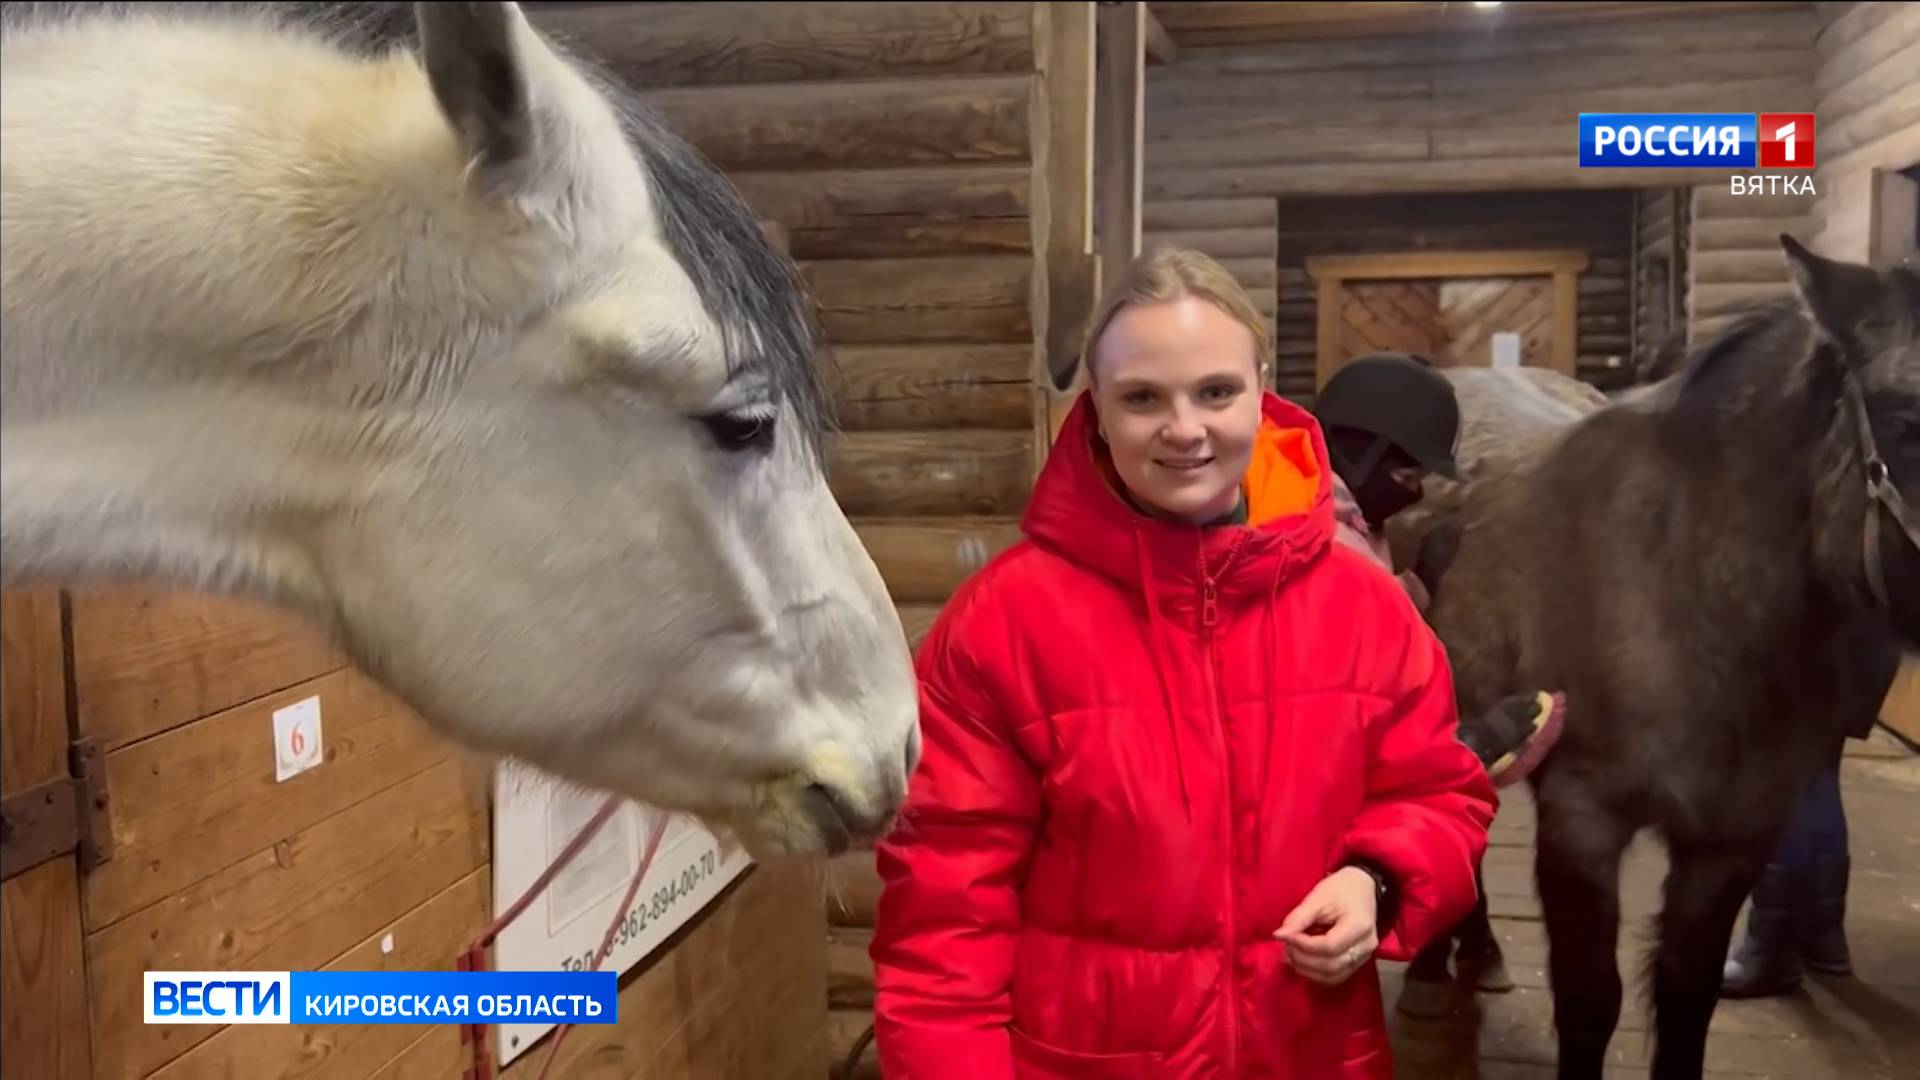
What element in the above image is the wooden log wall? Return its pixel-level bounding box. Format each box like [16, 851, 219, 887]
[1141, 5, 1822, 201]
[1264, 190, 1637, 398]
[1686, 185, 1819, 345]
[1140, 197, 1281, 391]
[1808, 2, 1920, 263]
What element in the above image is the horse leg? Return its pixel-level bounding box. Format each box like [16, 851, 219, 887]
[1535, 788, 1633, 1080]
[1455, 863, 1514, 992]
[1648, 843, 1771, 1080]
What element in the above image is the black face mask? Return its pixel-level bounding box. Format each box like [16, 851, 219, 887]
[1329, 430, 1423, 529]
[1353, 468, 1423, 530]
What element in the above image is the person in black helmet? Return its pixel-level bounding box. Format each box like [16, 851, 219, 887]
[1313, 351, 1567, 1006]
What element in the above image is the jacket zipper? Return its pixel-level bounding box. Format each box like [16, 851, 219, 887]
[1199, 534, 1245, 1076]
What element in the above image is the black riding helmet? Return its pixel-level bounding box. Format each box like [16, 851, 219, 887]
[1313, 352, 1463, 485]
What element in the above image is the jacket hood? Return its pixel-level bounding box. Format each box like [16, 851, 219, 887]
[1021, 389, 1338, 622]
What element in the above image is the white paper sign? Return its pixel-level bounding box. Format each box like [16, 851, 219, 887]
[272, 696, 323, 781]
[1492, 332, 1522, 368]
[489, 765, 752, 1066]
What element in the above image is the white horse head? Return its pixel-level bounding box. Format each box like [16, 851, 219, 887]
[0, 1, 920, 858]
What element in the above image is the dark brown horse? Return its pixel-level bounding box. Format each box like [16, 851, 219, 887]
[1389, 237, 1919, 1079]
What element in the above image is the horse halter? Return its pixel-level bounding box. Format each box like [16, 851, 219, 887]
[1843, 370, 1920, 609]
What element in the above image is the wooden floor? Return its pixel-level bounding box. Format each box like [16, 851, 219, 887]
[1380, 726, 1920, 1079]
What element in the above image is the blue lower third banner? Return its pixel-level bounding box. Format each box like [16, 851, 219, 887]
[144, 970, 619, 1025]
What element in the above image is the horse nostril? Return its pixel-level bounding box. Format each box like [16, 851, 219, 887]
[801, 782, 862, 851]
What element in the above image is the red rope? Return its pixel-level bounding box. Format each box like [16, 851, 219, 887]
[459, 795, 670, 1080]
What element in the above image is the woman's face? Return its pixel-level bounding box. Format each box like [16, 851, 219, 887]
[1088, 295, 1265, 524]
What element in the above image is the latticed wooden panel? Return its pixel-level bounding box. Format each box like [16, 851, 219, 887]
[1338, 281, 1443, 360]
[1436, 276, 1554, 368]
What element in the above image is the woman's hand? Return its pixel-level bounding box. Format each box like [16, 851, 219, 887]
[1273, 866, 1380, 986]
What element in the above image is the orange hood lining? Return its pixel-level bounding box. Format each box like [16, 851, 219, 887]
[1243, 418, 1324, 526]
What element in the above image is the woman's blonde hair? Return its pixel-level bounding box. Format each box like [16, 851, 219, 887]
[1079, 245, 1273, 382]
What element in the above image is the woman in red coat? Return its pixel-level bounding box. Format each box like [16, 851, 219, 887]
[869, 247, 1498, 1079]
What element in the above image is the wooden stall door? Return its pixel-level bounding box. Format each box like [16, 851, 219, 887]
[1, 590, 94, 1080]
[1307, 249, 1588, 388]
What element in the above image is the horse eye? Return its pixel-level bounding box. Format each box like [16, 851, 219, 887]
[697, 408, 776, 452]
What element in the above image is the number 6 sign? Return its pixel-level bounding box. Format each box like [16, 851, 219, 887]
[273, 696, 324, 782]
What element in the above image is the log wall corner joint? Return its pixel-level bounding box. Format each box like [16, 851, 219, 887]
[0, 736, 113, 882]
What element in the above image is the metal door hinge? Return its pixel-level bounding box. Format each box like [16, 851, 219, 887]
[0, 737, 112, 881]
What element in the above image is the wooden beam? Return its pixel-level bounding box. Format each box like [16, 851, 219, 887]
[1143, 5, 1177, 64]
[1034, 0, 1099, 442]
[1304, 249, 1591, 281]
[642, 74, 1032, 172]
[828, 431, 1034, 517]
[798, 255, 1032, 344]
[852, 518, 1022, 603]
[1096, 2, 1146, 298]
[524, 2, 1035, 89]
[829, 345, 1032, 431]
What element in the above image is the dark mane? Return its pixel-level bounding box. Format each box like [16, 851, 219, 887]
[0, 0, 838, 462]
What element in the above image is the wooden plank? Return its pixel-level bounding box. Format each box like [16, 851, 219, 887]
[824, 851, 882, 928]
[1693, 216, 1815, 251]
[853, 518, 1023, 604]
[830, 344, 1032, 430]
[83, 668, 451, 931]
[1096, 1, 1146, 296]
[643, 74, 1031, 172]
[1146, 156, 1747, 200]
[829, 431, 1033, 517]
[1306, 249, 1589, 281]
[803, 260, 1032, 345]
[1691, 249, 1794, 286]
[1693, 280, 1795, 318]
[786, 216, 1032, 260]
[366, 1028, 462, 1080]
[499, 863, 825, 1078]
[0, 859, 92, 1080]
[1, 589, 67, 794]
[1141, 227, 1275, 258]
[1870, 166, 1920, 266]
[1142, 197, 1276, 231]
[86, 760, 487, 1077]
[149, 868, 489, 1080]
[732, 164, 1030, 229]
[69, 588, 342, 750]
[1159, 3, 1804, 54]
[526, 1, 1034, 88]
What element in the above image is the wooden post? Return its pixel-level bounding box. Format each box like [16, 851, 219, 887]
[1868, 166, 1920, 267]
[1032, 2, 1097, 461]
[1096, 1, 1145, 297]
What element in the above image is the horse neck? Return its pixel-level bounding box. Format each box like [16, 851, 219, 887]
[1662, 319, 1865, 643]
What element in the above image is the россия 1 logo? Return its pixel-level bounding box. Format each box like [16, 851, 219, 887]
[1578, 112, 1815, 195]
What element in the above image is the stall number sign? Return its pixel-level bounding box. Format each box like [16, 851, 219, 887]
[273, 697, 324, 782]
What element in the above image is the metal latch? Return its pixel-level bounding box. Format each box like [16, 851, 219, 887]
[0, 737, 112, 881]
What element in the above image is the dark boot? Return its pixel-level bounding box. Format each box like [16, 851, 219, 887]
[1801, 855, 1853, 975]
[1720, 864, 1805, 998]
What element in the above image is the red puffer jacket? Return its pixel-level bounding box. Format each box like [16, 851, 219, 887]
[870, 390, 1496, 1079]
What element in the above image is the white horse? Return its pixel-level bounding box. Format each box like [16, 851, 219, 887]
[0, 1, 920, 859]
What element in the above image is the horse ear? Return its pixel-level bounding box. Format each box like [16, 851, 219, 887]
[416, 2, 543, 195]
[1781, 233, 1888, 365]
